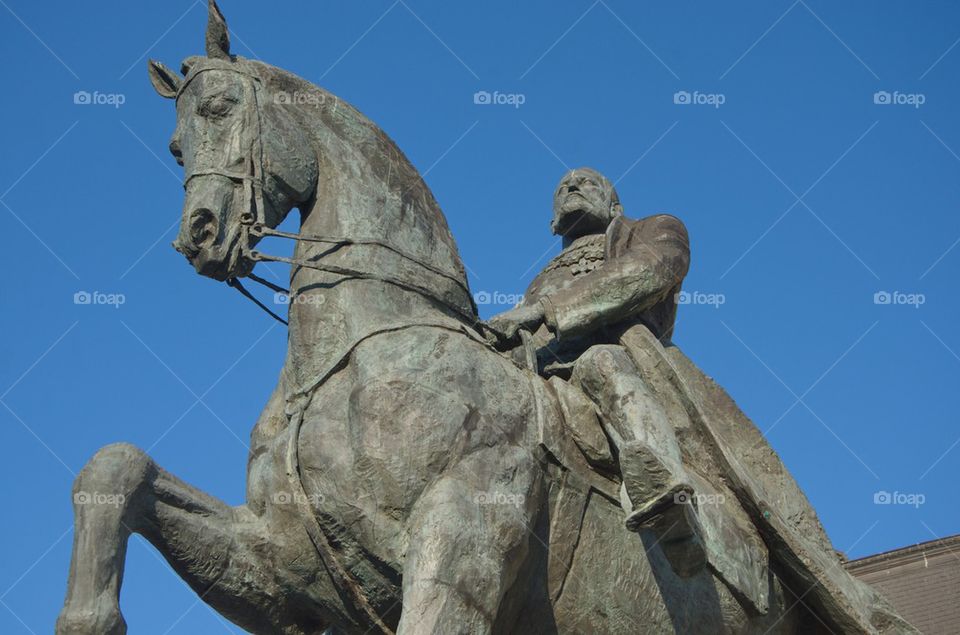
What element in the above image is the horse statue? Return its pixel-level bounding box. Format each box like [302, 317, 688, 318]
[57, 3, 916, 633]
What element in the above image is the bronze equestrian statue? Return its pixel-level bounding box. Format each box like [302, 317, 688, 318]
[57, 3, 915, 633]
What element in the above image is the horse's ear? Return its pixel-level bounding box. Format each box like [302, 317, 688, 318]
[147, 60, 181, 99]
[205, 0, 231, 60]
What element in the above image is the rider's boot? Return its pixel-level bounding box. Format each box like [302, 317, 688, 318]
[618, 440, 706, 578]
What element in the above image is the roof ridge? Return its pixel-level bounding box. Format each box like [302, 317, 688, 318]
[844, 533, 960, 569]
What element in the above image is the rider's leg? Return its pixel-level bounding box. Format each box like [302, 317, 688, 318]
[56, 442, 328, 635]
[570, 345, 704, 570]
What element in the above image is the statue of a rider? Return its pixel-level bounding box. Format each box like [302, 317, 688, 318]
[487, 167, 704, 574]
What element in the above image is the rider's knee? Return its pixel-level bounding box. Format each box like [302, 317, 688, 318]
[76, 442, 152, 494]
[572, 345, 633, 392]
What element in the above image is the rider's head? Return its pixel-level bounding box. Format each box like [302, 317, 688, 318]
[551, 167, 622, 242]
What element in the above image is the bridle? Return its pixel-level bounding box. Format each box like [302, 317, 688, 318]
[177, 66, 286, 318]
[176, 66, 478, 328]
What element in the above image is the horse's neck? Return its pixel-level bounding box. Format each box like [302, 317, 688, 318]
[279, 195, 470, 405]
[275, 117, 475, 402]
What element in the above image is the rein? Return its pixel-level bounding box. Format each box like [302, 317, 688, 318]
[226, 277, 288, 325]
[242, 223, 478, 325]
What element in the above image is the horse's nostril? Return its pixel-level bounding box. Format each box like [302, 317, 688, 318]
[189, 208, 217, 249]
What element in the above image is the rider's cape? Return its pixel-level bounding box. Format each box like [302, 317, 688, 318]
[617, 324, 916, 635]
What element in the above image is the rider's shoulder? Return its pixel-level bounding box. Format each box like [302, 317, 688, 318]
[608, 213, 688, 240]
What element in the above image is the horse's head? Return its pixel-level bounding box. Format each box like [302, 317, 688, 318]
[147, 0, 318, 281]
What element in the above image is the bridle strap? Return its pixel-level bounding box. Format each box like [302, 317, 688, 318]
[175, 65, 264, 101]
[180, 67, 267, 229]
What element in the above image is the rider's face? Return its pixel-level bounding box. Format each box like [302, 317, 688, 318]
[552, 170, 615, 238]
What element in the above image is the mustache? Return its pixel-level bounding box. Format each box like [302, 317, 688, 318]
[560, 191, 597, 207]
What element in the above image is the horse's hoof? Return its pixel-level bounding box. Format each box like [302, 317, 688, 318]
[55, 606, 127, 635]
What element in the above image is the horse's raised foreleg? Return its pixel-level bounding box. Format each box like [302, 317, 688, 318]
[396, 445, 542, 635]
[56, 442, 325, 635]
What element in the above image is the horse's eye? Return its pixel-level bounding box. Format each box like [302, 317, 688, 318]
[198, 95, 236, 119]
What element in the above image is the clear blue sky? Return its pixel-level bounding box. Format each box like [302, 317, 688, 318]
[2, 1, 958, 632]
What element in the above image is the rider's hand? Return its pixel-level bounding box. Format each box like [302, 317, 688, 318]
[484, 302, 545, 346]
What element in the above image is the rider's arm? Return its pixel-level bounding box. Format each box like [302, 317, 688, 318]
[539, 214, 689, 340]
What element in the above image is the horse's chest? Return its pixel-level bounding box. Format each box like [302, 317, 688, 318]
[299, 378, 458, 514]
